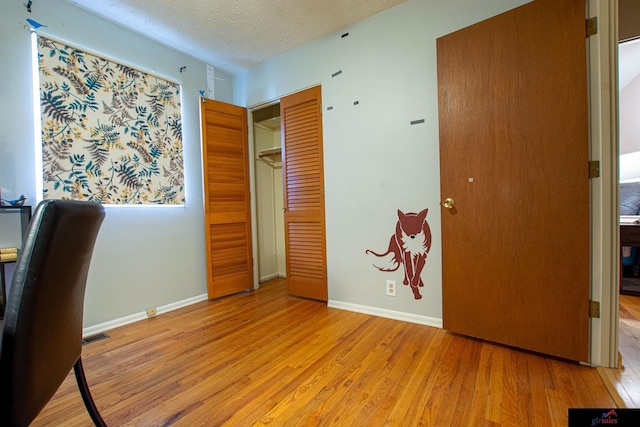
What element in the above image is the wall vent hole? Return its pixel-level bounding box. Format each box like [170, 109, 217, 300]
[82, 332, 109, 345]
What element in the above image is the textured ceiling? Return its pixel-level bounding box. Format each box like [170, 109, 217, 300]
[65, 0, 407, 74]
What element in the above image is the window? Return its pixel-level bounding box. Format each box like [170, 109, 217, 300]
[36, 36, 185, 205]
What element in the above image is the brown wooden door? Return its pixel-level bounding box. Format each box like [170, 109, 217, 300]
[281, 86, 328, 301]
[201, 98, 253, 298]
[437, 0, 590, 362]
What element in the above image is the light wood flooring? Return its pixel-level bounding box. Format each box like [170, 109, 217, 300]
[33, 278, 627, 426]
[598, 293, 640, 408]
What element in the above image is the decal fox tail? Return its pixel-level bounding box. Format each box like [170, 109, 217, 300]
[365, 234, 401, 272]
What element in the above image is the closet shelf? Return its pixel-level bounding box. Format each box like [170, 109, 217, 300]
[257, 147, 282, 166]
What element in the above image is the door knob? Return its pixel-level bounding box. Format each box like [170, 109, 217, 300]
[442, 198, 455, 209]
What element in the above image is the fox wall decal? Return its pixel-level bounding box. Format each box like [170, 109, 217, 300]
[366, 209, 432, 300]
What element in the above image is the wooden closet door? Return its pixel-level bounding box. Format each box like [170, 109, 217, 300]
[281, 86, 328, 301]
[201, 98, 253, 298]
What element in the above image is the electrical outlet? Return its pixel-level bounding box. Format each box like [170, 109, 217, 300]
[146, 307, 157, 317]
[386, 280, 396, 297]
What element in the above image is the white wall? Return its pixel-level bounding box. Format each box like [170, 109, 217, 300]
[237, 0, 530, 321]
[0, 0, 233, 327]
[619, 71, 640, 156]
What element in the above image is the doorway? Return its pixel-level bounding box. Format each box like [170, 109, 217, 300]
[616, 0, 640, 399]
[252, 103, 286, 284]
[618, 39, 640, 295]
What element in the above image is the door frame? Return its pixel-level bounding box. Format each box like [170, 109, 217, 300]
[588, 0, 619, 368]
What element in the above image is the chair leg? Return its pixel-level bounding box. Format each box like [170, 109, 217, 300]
[74, 357, 107, 427]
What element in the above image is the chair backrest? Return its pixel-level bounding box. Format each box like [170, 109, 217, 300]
[0, 199, 105, 426]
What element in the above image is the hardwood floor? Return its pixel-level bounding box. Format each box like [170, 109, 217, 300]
[598, 293, 640, 408]
[34, 278, 618, 426]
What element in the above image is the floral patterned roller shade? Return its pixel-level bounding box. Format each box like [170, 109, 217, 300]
[37, 36, 185, 205]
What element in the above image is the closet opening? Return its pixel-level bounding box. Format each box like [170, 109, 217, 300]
[252, 103, 286, 283]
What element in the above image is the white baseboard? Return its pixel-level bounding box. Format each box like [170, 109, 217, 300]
[327, 300, 443, 328]
[259, 273, 286, 282]
[259, 273, 279, 282]
[82, 293, 442, 339]
[82, 293, 209, 338]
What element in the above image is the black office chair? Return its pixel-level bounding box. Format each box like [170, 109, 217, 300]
[0, 199, 107, 427]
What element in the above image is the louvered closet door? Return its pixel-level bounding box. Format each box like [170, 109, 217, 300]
[200, 98, 253, 299]
[281, 86, 328, 301]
